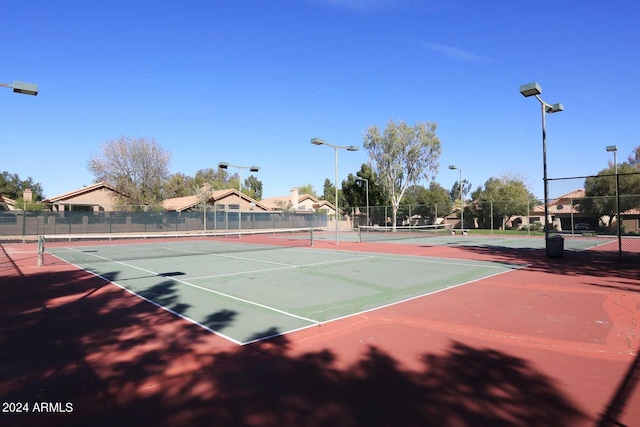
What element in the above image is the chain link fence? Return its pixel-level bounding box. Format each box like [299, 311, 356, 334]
[0, 209, 328, 241]
[546, 173, 640, 260]
[346, 184, 640, 260]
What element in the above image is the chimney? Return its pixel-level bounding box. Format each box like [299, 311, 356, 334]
[290, 187, 299, 211]
[23, 188, 33, 202]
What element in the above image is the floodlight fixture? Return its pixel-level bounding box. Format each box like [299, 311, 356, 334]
[606, 145, 618, 152]
[1, 80, 38, 96]
[519, 82, 542, 97]
[546, 103, 564, 113]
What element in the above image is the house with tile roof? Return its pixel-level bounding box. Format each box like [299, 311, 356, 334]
[530, 189, 591, 231]
[260, 188, 341, 216]
[0, 195, 17, 211]
[162, 188, 270, 212]
[530, 189, 640, 233]
[620, 207, 640, 234]
[42, 182, 125, 212]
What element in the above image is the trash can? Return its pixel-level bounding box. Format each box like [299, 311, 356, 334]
[546, 235, 564, 258]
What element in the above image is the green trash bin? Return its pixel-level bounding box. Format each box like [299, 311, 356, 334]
[546, 235, 564, 258]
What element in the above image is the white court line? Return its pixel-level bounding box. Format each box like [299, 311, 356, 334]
[243, 260, 531, 346]
[187, 256, 374, 281]
[47, 251, 244, 345]
[162, 246, 297, 267]
[50, 246, 526, 346]
[372, 254, 520, 270]
[63, 247, 320, 326]
[311, 264, 527, 330]
[576, 238, 617, 252]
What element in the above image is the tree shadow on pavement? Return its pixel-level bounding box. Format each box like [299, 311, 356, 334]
[0, 258, 591, 427]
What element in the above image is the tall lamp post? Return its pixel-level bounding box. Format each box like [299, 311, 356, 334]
[1, 81, 38, 96]
[520, 82, 564, 256]
[311, 138, 359, 245]
[218, 162, 260, 237]
[3, 80, 38, 260]
[606, 145, 622, 259]
[355, 177, 369, 226]
[448, 165, 463, 233]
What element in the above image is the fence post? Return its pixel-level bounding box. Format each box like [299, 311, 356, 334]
[570, 198, 574, 236]
[435, 203, 438, 225]
[527, 200, 531, 236]
[490, 201, 494, 234]
[21, 210, 26, 242]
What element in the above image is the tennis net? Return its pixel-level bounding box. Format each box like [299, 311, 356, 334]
[39, 227, 317, 265]
[358, 223, 453, 243]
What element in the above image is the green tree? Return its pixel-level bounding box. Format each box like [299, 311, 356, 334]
[163, 173, 194, 198]
[0, 171, 45, 201]
[450, 179, 472, 207]
[193, 168, 230, 190]
[580, 164, 640, 227]
[471, 174, 537, 229]
[421, 182, 454, 223]
[13, 197, 47, 211]
[322, 179, 334, 204]
[341, 164, 386, 215]
[363, 119, 441, 230]
[397, 184, 426, 225]
[628, 145, 640, 167]
[243, 175, 263, 200]
[87, 136, 171, 209]
[322, 178, 347, 212]
[396, 182, 453, 225]
[297, 184, 317, 197]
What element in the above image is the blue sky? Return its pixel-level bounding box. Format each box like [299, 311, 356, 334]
[2, 0, 639, 201]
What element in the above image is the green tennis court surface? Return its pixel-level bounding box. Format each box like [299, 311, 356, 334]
[354, 227, 617, 252]
[45, 238, 523, 345]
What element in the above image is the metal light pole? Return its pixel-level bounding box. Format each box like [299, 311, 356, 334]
[606, 145, 622, 259]
[311, 138, 359, 245]
[218, 162, 260, 238]
[1, 81, 38, 96]
[355, 177, 369, 226]
[520, 82, 564, 257]
[448, 165, 463, 233]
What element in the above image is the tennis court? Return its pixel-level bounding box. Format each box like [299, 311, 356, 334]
[3, 226, 639, 427]
[355, 224, 622, 252]
[41, 228, 523, 345]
